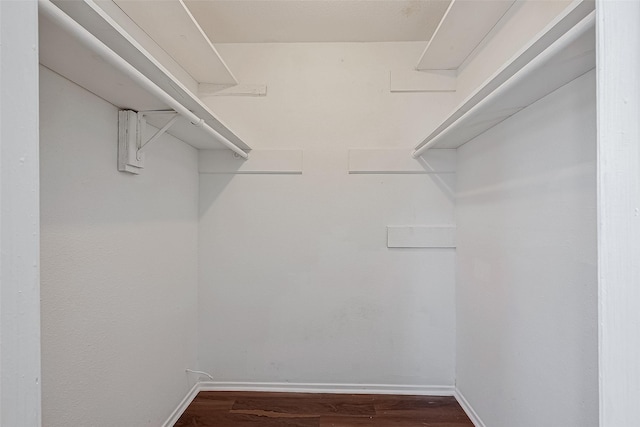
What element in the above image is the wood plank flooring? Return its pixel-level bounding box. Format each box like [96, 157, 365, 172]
[174, 391, 474, 426]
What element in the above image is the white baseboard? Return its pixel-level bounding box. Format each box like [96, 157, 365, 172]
[454, 387, 486, 427]
[162, 383, 201, 427]
[198, 381, 454, 396]
[162, 382, 458, 426]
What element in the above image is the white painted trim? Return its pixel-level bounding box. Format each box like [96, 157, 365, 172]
[0, 1, 41, 425]
[596, 0, 640, 425]
[199, 83, 268, 97]
[454, 388, 486, 427]
[198, 382, 454, 396]
[161, 383, 201, 427]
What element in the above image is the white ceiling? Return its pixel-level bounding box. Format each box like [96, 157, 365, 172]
[182, 0, 452, 43]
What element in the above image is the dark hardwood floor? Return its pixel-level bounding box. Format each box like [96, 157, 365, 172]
[174, 391, 474, 426]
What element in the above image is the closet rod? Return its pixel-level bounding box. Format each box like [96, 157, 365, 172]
[412, 10, 595, 158]
[39, 0, 249, 159]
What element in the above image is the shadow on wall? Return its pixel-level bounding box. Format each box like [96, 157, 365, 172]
[416, 156, 455, 201]
[198, 172, 236, 219]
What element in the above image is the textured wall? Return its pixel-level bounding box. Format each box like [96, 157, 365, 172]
[197, 43, 458, 388]
[455, 70, 598, 426]
[204, 42, 457, 150]
[40, 66, 199, 426]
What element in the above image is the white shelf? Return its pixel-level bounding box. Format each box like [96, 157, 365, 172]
[413, 0, 595, 155]
[416, 0, 516, 71]
[39, 0, 250, 151]
[111, 0, 237, 85]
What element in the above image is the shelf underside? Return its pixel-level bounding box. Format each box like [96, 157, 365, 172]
[438, 26, 594, 149]
[40, 0, 250, 151]
[415, 0, 595, 152]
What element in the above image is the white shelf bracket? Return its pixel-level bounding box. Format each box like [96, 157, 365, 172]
[136, 111, 179, 158]
[118, 109, 179, 174]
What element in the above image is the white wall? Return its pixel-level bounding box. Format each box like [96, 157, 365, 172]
[455, 70, 598, 426]
[198, 43, 458, 387]
[203, 42, 457, 149]
[39, 66, 199, 426]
